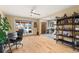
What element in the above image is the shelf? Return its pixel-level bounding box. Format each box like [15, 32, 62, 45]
[57, 34, 73, 38]
[57, 23, 73, 25]
[63, 29, 73, 31]
[75, 30, 79, 32]
[74, 23, 79, 25]
[56, 13, 79, 49]
[63, 35, 73, 38]
[63, 40, 74, 46]
[57, 34, 63, 36]
[57, 39, 74, 46]
[57, 29, 73, 31]
[57, 16, 73, 21]
[74, 15, 79, 18]
[63, 23, 73, 25]
[74, 37, 79, 40]
[74, 34, 79, 36]
[57, 24, 63, 25]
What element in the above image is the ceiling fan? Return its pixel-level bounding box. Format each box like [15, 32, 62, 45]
[30, 6, 40, 16]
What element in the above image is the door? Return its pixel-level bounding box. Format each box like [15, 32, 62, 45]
[41, 22, 47, 34]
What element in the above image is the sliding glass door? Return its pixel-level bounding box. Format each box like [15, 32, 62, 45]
[15, 20, 33, 36]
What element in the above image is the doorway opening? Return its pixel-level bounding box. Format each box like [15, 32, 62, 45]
[41, 22, 47, 34]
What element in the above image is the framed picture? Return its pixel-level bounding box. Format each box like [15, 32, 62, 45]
[34, 22, 37, 28]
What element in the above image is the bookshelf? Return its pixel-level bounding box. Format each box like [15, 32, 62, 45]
[56, 12, 79, 49]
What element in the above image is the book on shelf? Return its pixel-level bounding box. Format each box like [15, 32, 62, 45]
[75, 18, 79, 23]
[63, 31, 72, 36]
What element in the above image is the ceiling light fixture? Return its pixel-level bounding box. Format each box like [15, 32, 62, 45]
[30, 6, 40, 16]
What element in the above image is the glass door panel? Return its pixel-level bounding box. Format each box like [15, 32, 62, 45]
[15, 20, 32, 36]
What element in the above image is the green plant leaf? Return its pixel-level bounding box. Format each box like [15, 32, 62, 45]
[0, 17, 11, 44]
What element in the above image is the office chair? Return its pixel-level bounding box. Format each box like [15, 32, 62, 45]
[8, 32, 18, 49]
[16, 29, 24, 47]
[8, 29, 24, 49]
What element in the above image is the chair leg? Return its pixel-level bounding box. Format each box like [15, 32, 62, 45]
[21, 43, 23, 47]
[15, 41, 23, 48]
[18, 41, 23, 47]
[8, 43, 12, 53]
[19, 42, 23, 47]
[15, 42, 18, 49]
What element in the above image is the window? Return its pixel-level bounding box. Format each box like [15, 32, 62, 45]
[15, 20, 33, 35]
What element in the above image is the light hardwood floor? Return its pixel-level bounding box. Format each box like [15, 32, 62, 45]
[12, 35, 77, 53]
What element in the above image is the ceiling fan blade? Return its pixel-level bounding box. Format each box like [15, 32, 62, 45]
[31, 9, 33, 13]
[32, 12, 40, 15]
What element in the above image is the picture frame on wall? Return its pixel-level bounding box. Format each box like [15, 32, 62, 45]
[34, 22, 37, 28]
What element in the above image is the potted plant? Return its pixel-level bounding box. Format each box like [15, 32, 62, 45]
[0, 16, 11, 53]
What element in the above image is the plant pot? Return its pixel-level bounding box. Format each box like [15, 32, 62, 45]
[0, 43, 4, 53]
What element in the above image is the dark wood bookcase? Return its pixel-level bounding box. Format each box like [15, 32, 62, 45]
[56, 12, 79, 49]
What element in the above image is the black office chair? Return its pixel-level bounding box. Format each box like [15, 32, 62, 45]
[16, 29, 24, 47]
[8, 32, 18, 49]
[8, 29, 24, 49]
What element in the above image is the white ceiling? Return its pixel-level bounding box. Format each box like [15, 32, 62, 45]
[0, 5, 72, 19]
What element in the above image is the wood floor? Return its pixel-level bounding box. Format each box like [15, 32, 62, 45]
[12, 35, 77, 53]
